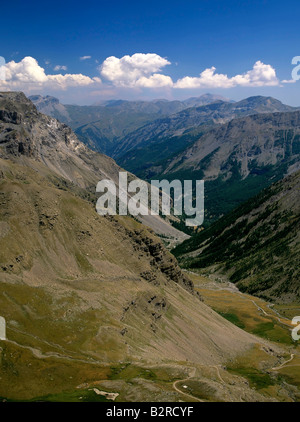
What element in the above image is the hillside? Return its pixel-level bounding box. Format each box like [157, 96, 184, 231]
[0, 91, 277, 401]
[163, 109, 300, 223]
[173, 170, 300, 303]
[127, 109, 300, 229]
[115, 96, 298, 177]
[0, 92, 187, 245]
[165, 110, 300, 176]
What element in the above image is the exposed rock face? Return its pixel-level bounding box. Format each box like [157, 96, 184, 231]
[0, 92, 188, 244]
[0, 109, 22, 125]
[96, 216, 194, 295]
[158, 109, 300, 224]
[165, 110, 300, 179]
[130, 228, 194, 293]
[114, 96, 298, 169]
[0, 92, 92, 164]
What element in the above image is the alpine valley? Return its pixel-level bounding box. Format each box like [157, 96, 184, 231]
[0, 91, 299, 403]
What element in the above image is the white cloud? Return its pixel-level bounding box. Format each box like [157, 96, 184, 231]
[135, 73, 173, 88]
[80, 56, 92, 61]
[281, 79, 296, 84]
[0, 55, 281, 97]
[174, 61, 279, 89]
[232, 61, 279, 87]
[47, 74, 101, 89]
[100, 55, 279, 90]
[100, 53, 171, 88]
[0, 56, 101, 91]
[54, 65, 67, 71]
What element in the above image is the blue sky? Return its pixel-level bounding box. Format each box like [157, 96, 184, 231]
[0, 0, 300, 105]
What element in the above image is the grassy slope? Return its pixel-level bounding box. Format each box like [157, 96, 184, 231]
[186, 272, 300, 401]
[0, 157, 262, 400]
[173, 171, 300, 303]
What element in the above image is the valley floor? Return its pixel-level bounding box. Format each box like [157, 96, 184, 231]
[1, 272, 300, 402]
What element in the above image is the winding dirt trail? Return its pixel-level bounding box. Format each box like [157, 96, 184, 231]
[211, 365, 225, 384]
[172, 365, 225, 402]
[3, 338, 110, 367]
[271, 354, 295, 371]
[172, 378, 204, 402]
[250, 300, 292, 329]
[172, 367, 204, 402]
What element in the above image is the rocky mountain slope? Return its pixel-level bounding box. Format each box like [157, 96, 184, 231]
[161, 109, 300, 223]
[173, 170, 300, 303]
[165, 110, 300, 176]
[0, 91, 268, 400]
[115, 96, 298, 176]
[0, 92, 187, 244]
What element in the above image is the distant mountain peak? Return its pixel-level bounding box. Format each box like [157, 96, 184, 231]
[183, 93, 232, 107]
[28, 94, 60, 105]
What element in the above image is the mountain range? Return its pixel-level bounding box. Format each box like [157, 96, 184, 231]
[30, 93, 231, 155]
[30, 94, 300, 227]
[114, 96, 298, 176]
[160, 109, 300, 223]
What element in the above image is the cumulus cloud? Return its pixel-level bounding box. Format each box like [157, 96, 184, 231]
[100, 53, 171, 88]
[0, 56, 101, 91]
[135, 73, 173, 88]
[174, 61, 279, 89]
[0, 54, 281, 97]
[99, 55, 279, 90]
[232, 61, 279, 87]
[80, 56, 92, 61]
[54, 65, 68, 71]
